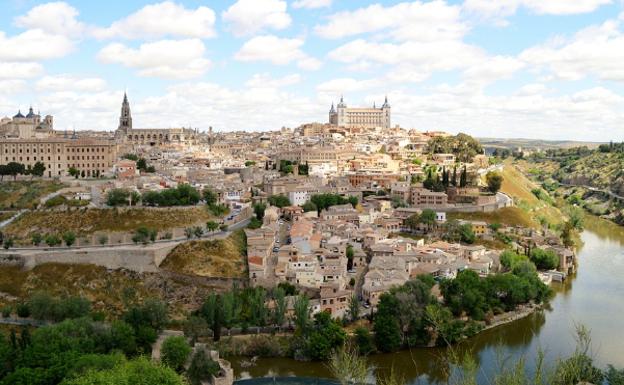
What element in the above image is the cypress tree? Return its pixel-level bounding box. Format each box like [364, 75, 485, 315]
[213, 294, 222, 342]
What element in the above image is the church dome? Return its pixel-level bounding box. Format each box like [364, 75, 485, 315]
[26, 107, 36, 118]
[13, 110, 24, 119]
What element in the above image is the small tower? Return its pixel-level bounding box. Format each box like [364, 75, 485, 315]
[118, 92, 132, 132]
[329, 102, 337, 125]
[336, 95, 347, 127]
[381, 95, 391, 129]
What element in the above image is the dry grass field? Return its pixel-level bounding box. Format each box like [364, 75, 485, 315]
[3, 206, 213, 239]
[0, 180, 66, 209]
[160, 230, 247, 278]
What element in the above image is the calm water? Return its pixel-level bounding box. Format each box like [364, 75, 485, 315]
[231, 215, 624, 383]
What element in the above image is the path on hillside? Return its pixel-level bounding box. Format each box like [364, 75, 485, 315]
[559, 182, 624, 202]
[0, 217, 250, 253]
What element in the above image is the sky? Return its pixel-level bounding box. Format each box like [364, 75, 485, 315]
[1, 0, 624, 141]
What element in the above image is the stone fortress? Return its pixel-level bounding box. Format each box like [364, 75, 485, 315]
[329, 95, 391, 129]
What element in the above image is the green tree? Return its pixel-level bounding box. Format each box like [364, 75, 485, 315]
[45, 233, 62, 247]
[419, 209, 437, 231]
[31, 161, 46, 178]
[268, 194, 291, 208]
[161, 336, 191, 372]
[272, 287, 287, 327]
[346, 244, 355, 270]
[486, 171, 504, 194]
[183, 316, 209, 345]
[6, 161, 25, 180]
[63, 231, 76, 247]
[206, 220, 219, 233]
[3, 237, 13, 249]
[373, 293, 402, 352]
[203, 188, 217, 206]
[354, 327, 375, 355]
[306, 312, 346, 360]
[293, 295, 311, 333]
[530, 248, 559, 270]
[187, 349, 221, 385]
[347, 294, 360, 323]
[62, 357, 186, 385]
[302, 201, 317, 212]
[405, 214, 420, 232]
[253, 202, 267, 221]
[31, 232, 43, 246]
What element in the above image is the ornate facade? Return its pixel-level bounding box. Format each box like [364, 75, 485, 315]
[0, 107, 54, 139]
[329, 96, 391, 129]
[115, 93, 199, 146]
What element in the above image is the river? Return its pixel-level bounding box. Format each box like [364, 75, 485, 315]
[231, 215, 624, 383]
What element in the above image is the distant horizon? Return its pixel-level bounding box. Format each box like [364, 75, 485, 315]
[2, 0, 624, 141]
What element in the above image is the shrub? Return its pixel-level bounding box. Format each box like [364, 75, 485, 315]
[1, 306, 11, 318]
[187, 349, 221, 385]
[16, 302, 30, 318]
[161, 336, 191, 372]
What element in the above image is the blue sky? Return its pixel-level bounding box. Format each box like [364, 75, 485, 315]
[1, 0, 624, 141]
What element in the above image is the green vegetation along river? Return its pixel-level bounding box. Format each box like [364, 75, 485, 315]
[230, 215, 624, 383]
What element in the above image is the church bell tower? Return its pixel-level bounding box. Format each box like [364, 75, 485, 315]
[118, 92, 132, 132]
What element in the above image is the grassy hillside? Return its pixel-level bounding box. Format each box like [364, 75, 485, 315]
[553, 152, 624, 196]
[499, 161, 565, 228]
[0, 180, 66, 209]
[448, 207, 535, 228]
[161, 230, 247, 278]
[4, 206, 213, 239]
[0, 262, 237, 319]
[0, 263, 152, 316]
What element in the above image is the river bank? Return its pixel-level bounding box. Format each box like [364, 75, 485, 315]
[227, 217, 624, 383]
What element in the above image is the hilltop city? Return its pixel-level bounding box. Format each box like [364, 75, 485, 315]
[0, 94, 616, 385]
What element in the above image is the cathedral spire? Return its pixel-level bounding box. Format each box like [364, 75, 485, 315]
[118, 92, 132, 131]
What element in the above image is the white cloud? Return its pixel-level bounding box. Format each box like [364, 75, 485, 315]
[245, 73, 301, 88]
[94, 1, 216, 39]
[0, 80, 27, 95]
[222, 0, 291, 36]
[0, 62, 43, 79]
[234, 35, 321, 70]
[515, 83, 549, 96]
[14, 1, 86, 37]
[97, 39, 210, 79]
[134, 81, 320, 131]
[463, 56, 525, 84]
[315, 1, 467, 42]
[464, 0, 611, 23]
[520, 19, 624, 81]
[328, 39, 484, 73]
[316, 78, 383, 94]
[0, 29, 74, 62]
[386, 85, 624, 141]
[36, 74, 107, 92]
[292, 0, 332, 9]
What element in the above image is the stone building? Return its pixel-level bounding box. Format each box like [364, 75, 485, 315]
[0, 107, 54, 138]
[329, 96, 391, 129]
[0, 137, 117, 177]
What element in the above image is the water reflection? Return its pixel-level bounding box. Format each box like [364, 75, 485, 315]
[231, 217, 624, 384]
